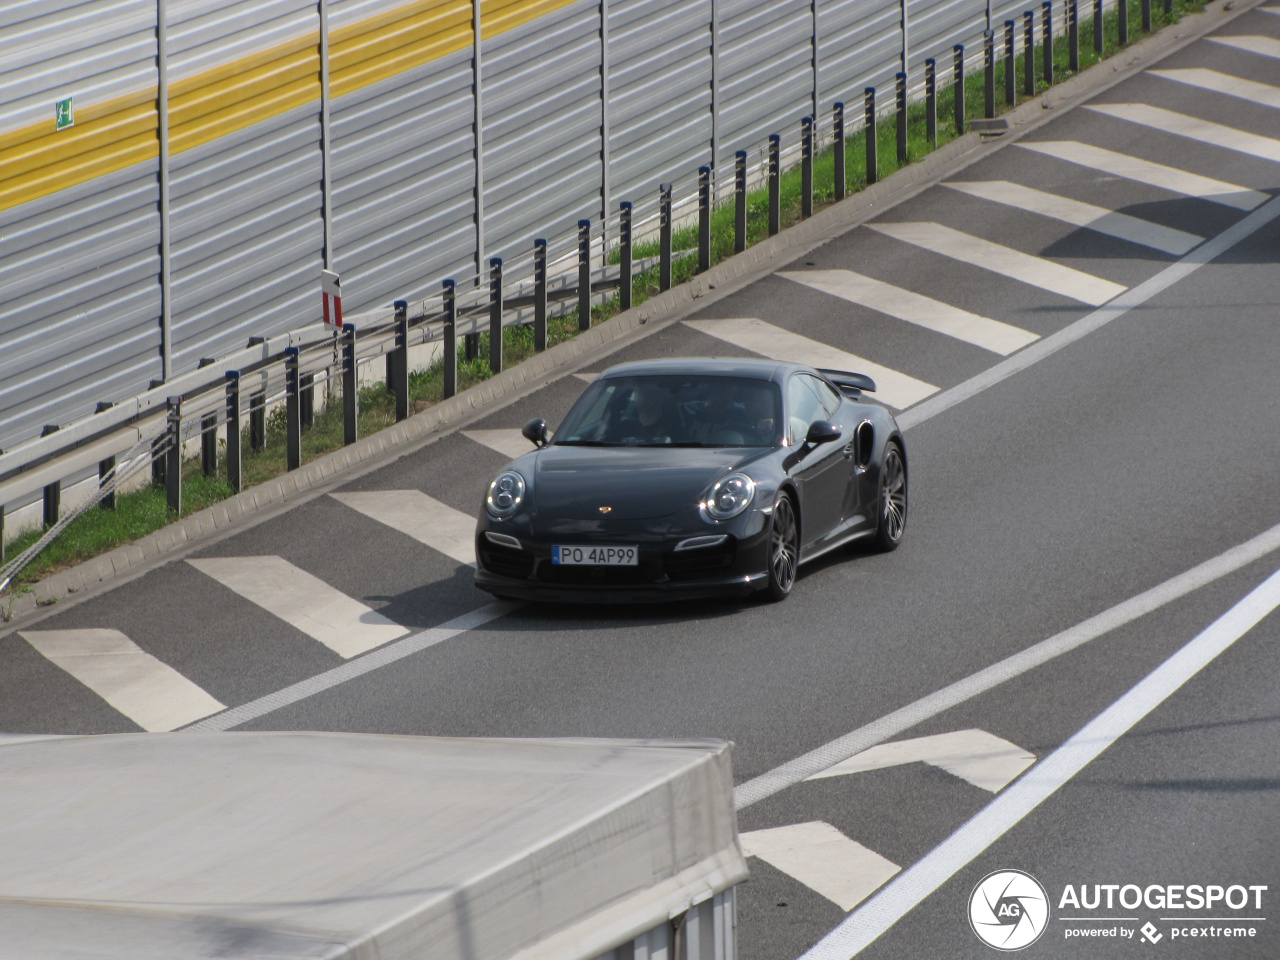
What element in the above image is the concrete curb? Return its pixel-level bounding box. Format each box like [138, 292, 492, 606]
[0, 0, 1256, 632]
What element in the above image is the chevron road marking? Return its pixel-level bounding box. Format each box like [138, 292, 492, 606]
[1208, 34, 1280, 59]
[683, 317, 938, 410]
[740, 822, 901, 912]
[463, 429, 539, 461]
[1087, 103, 1280, 163]
[19, 629, 225, 732]
[807, 729, 1037, 793]
[1016, 141, 1267, 210]
[945, 180, 1203, 255]
[1151, 67, 1280, 110]
[187, 556, 409, 658]
[866, 222, 1127, 306]
[331, 489, 476, 566]
[779, 269, 1039, 355]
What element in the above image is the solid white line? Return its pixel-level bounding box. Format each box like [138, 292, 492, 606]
[740, 822, 901, 912]
[331, 489, 476, 566]
[20, 628, 225, 732]
[1151, 67, 1280, 110]
[808, 729, 1036, 793]
[945, 180, 1203, 255]
[778, 269, 1039, 355]
[683, 317, 938, 410]
[800, 565, 1280, 959]
[1016, 141, 1267, 210]
[867, 222, 1127, 306]
[463, 429, 539, 461]
[1209, 34, 1280, 59]
[733, 512, 1280, 810]
[1087, 103, 1280, 163]
[182, 601, 519, 731]
[187, 556, 409, 658]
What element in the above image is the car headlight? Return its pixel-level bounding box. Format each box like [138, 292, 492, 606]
[486, 471, 526, 520]
[702, 473, 755, 521]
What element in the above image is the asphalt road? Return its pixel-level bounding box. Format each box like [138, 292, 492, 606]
[3, 6, 1280, 958]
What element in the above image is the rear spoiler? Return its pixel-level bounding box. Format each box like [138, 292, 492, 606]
[817, 368, 877, 397]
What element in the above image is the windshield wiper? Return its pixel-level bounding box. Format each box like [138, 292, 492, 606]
[553, 439, 616, 446]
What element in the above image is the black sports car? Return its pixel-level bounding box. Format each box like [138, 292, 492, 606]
[474, 358, 907, 603]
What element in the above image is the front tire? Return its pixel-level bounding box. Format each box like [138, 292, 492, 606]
[764, 494, 799, 601]
[874, 442, 907, 551]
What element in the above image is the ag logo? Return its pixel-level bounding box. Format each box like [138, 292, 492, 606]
[969, 870, 1049, 950]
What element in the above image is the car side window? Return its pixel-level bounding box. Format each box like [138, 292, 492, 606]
[787, 375, 827, 445]
[806, 375, 843, 419]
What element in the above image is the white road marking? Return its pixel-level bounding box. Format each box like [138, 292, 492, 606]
[187, 556, 408, 659]
[683, 317, 938, 410]
[945, 180, 1203, 255]
[807, 729, 1036, 793]
[463, 429, 539, 461]
[799, 564, 1280, 959]
[1016, 141, 1267, 210]
[19, 629, 224, 732]
[1208, 34, 1280, 60]
[740, 822, 901, 912]
[1151, 67, 1280, 109]
[867, 221, 1126, 306]
[331, 489, 476, 566]
[574, 372, 598, 383]
[779, 269, 1039, 356]
[1087, 102, 1280, 163]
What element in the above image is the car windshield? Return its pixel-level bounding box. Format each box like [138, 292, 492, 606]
[554, 375, 782, 447]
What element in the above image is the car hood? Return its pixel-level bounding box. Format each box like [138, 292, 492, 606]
[530, 445, 765, 520]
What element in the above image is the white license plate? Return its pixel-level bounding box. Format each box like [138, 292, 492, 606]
[553, 545, 639, 566]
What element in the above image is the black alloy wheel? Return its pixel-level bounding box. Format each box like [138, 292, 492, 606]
[874, 442, 907, 551]
[765, 494, 799, 601]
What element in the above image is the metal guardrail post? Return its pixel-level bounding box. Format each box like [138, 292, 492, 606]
[1043, 1, 1054, 85]
[40, 424, 59, 527]
[1164, 0, 1171, 16]
[767, 135, 781, 234]
[96, 401, 116, 510]
[249, 390, 265, 452]
[618, 209, 632, 312]
[342, 323, 358, 445]
[1141, 0, 1151, 32]
[864, 89, 878, 185]
[393, 299, 410, 421]
[532, 239, 549, 346]
[201, 410, 217, 477]
[442, 280, 458, 398]
[284, 346, 301, 470]
[165, 398, 182, 516]
[1094, 0, 1104, 53]
[576, 222, 590, 332]
[490, 256, 505, 370]
[734, 151, 748, 250]
[1118, 0, 1128, 44]
[1069, 0, 1079, 72]
[659, 183, 673, 291]
[225, 371, 242, 494]
[300, 372, 314, 430]
[150, 379, 166, 487]
[954, 46, 966, 134]
[833, 104, 846, 201]
[698, 166, 712, 269]
[1024, 11, 1035, 97]
[895, 73, 908, 164]
[984, 32, 995, 118]
[1004, 21, 1016, 106]
[800, 120, 813, 219]
[925, 60, 937, 148]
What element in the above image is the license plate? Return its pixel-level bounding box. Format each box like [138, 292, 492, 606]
[552, 545, 638, 566]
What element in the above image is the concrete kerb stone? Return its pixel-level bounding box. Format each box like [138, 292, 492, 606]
[0, 0, 1254, 632]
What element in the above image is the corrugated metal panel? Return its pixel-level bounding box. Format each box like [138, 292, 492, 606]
[607, 0, 713, 209]
[907, 0, 988, 73]
[717, 0, 813, 168]
[482, 0, 604, 264]
[167, 0, 325, 371]
[815, 0, 902, 119]
[0, 0, 161, 451]
[330, 0, 477, 309]
[990, 0, 1039, 41]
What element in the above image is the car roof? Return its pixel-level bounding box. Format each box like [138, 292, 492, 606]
[596, 357, 806, 383]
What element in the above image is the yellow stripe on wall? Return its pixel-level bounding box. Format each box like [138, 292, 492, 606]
[0, 0, 583, 215]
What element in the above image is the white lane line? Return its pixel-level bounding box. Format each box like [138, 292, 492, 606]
[574, 372, 598, 383]
[187, 556, 409, 659]
[778, 269, 1039, 356]
[1087, 103, 1280, 163]
[800, 565, 1280, 959]
[331, 490, 476, 566]
[19, 629, 225, 732]
[182, 601, 520, 731]
[740, 822, 901, 912]
[867, 221, 1127, 306]
[463, 429, 539, 461]
[1209, 34, 1280, 59]
[807, 729, 1036, 793]
[683, 317, 938, 410]
[945, 180, 1203, 255]
[1151, 67, 1280, 110]
[1016, 141, 1267, 210]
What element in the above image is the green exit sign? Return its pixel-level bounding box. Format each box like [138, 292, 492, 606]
[55, 97, 74, 131]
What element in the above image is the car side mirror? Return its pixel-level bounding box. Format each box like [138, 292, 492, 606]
[805, 420, 842, 445]
[522, 418, 549, 449]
